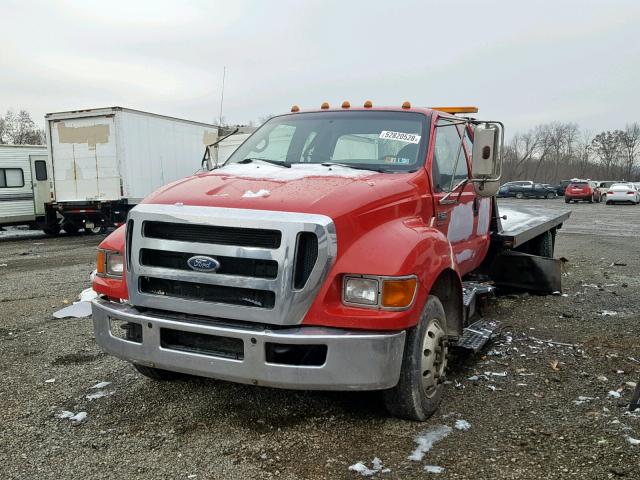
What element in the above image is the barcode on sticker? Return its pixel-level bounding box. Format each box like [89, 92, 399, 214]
[379, 131, 421, 144]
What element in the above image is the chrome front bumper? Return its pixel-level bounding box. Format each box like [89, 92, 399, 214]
[92, 298, 406, 391]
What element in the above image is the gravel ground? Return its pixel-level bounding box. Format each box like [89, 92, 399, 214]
[1, 199, 639, 480]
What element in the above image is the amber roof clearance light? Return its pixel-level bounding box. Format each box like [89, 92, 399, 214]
[341, 100, 351, 108]
[402, 101, 411, 109]
[321, 102, 330, 109]
[290, 105, 300, 113]
[363, 100, 373, 108]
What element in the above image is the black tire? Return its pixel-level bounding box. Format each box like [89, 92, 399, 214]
[383, 296, 449, 421]
[132, 364, 185, 381]
[42, 225, 61, 236]
[606, 201, 612, 205]
[564, 197, 570, 204]
[546, 192, 555, 199]
[515, 192, 524, 199]
[85, 225, 107, 234]
[62, 222, 80, 235]
[588, 196, 593, 203]
[534, 231, 553, 258]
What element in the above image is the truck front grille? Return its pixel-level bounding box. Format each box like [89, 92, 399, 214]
[140, 248, 278, 279]
[126, 205, 336, 326]
[140, 277, 276, 309]
[143, 221, 281, 249]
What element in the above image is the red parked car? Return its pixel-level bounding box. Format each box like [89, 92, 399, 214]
[565, 181, 599, 203]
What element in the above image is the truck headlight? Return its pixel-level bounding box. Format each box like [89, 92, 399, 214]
[97, 249, 124, 277]
[343, 275, 417, 310]
[343, 277, 379, 306]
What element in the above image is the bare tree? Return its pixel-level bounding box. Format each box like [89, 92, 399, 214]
[591, 131, 622, 178]
[0, 109, 45, 145]
[619, 123, 640, 179]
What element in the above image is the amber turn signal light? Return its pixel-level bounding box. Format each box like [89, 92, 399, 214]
[291, 104, 300, 112]
[96, 249, 106, 275]
[321, 102, 330, 109]
[381, 278, 417, 308]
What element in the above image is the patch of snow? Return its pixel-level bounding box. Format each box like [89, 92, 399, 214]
[627, 437, 640, 446]
[52, 302, 92, 319]
[44, 378, 55, 383]
[91, 381, 111, 389]
[424, 465, 445, 474]
[79, 288, 98, 302]
[52, 288, 98, 319]
[484, 371, 507, 377]
[57, 411, 75, 419]
[348, 462, 378, 477]
[70, 412, 87, 422]
[242, 189, 271, 198]
[217, 162, 375, 182]
[86, 391, 113, 401]
[408, 425, 452, 461]
[601, 310, 618, 316]
[608, 391, 622, 399]
[455, 419, 471, 431]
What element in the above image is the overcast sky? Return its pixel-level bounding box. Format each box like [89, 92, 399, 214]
[1, 0, 639, 134]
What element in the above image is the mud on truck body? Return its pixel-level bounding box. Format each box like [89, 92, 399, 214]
[91, 103, 569, 420]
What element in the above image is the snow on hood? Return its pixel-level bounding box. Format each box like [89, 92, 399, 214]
[215, 162, 376, 182]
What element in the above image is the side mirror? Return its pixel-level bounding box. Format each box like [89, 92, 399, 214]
[471, 122, 503, 197]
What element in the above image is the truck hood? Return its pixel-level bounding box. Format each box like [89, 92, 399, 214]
[143, 162, 426, 223]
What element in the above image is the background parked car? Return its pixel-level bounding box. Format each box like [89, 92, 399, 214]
[565, 180, 599, 203]
[552, 180, 572, 196]
[605, 183, 640, 205]
[499, 183, 557, 199]
[597, 181, 618, 202]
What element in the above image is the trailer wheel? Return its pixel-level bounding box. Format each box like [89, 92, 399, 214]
[62, 223, 80, 235]
[383, 295, 449, 421]
[42, 225, 61, 236]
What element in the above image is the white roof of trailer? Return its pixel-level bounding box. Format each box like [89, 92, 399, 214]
[45, 106, 218, 128]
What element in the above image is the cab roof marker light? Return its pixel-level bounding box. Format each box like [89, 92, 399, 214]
[402, 101, 411, 109]
[290, 104, 300, 113]
[431, 106, 479, 114]
[321, 102, 330, 110]
[341, 100, 350, 109]
[363, 100, 373, 108]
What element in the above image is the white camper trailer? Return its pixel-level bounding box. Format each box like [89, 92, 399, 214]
[45, 107, 227, 233]
[0, 145, 54, 231]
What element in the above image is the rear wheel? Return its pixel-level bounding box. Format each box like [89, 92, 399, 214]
[515, 192, 524, 199]
[62, 222, 80, 235]
[383, 295, 449, 421]
[546, 192, 555, 199]
[531, 230, 554, 257]
[564, 197, 570, 203]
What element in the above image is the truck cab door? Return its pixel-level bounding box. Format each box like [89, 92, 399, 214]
[30, 155, 50, 216]
[430, 119, 489, 275]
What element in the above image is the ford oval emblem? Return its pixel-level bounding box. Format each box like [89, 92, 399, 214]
[187, 255, 221, 272]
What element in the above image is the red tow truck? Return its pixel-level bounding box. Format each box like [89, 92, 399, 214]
[91, 103, 570, 420]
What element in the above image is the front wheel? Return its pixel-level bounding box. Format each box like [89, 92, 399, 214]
[546, 192, 555, 199]
[383, 295, 449, 421]
[515, 192, 524, 199]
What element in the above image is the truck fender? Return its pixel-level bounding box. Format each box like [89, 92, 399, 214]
[321, 217, 462, 333]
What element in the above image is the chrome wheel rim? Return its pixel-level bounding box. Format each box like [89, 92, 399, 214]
[420, 319, 448, 398]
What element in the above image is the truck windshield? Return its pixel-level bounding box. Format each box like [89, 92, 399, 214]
[224, 111, 429, 173]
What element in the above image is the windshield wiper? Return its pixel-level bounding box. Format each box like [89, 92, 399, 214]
[239, 158, 291, 168]
[320, 162, 385, 173]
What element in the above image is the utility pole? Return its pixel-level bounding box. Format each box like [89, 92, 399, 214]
[218, 66, 226, 127]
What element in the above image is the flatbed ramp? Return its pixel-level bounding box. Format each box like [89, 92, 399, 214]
[493, 202, 571, 248]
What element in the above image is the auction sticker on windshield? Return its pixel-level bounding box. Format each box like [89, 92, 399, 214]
[379, 131, 421, 143]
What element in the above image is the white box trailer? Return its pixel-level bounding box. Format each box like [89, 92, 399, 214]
[45, 107, 224, 233]
[0, 145, 52, 230]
